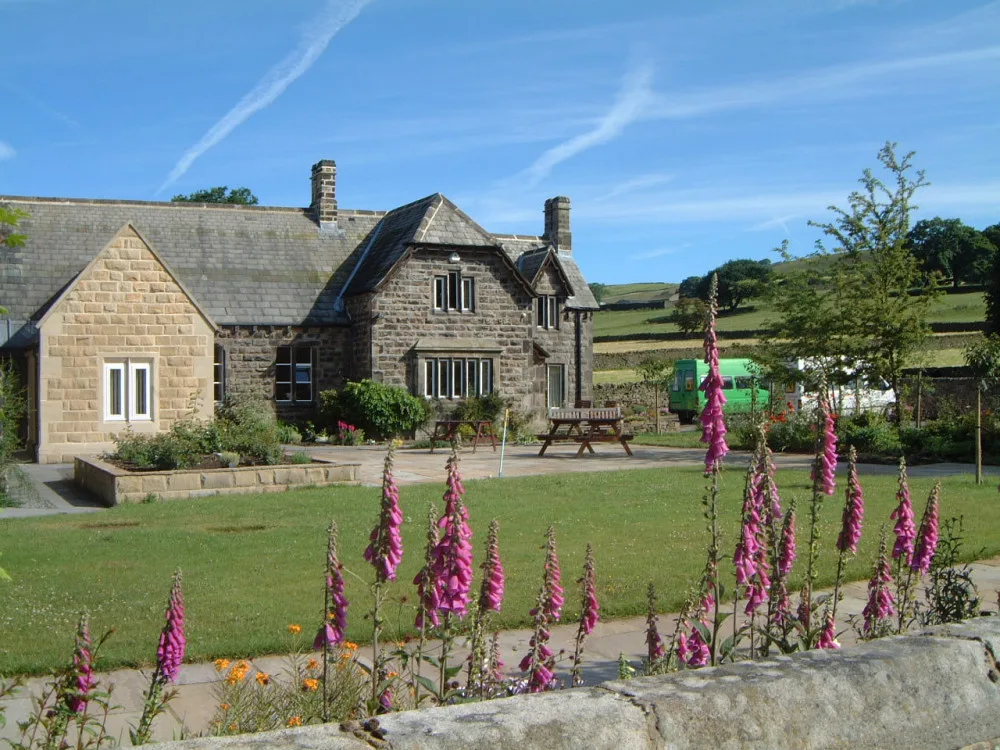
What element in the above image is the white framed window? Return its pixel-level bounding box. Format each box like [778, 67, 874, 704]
[547, 364, 566, 409]
[104, 359, 152, 422]
[422, 357, 494, 399]
[432, 270, 475, 312]
[276, 345, 315, 404]
[213, 345, 226, 404]
[536, 295, 560, 329]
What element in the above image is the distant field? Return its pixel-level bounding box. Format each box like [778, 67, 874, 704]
[601, 282, 677, 304]
[594, 290, 986, 340]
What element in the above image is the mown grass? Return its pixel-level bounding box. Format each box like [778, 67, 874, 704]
[594, 290, 986, 339]
[2, 467, 997, 676]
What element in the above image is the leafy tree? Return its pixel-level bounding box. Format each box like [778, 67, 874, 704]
[695, 259, 772, 312]
[670, 296, 708, 337]
[636, 357, 673, 433]
[963, 335, 1000, 485]
[982, 223, 1000, 334]
[755, 243, 859, 393]
[906, 218, 995, 287]
[171, 187, 259, 205]
[588, 282, 608, 304]
[678, 275, 702, 300]
[809, 142, 936, 425]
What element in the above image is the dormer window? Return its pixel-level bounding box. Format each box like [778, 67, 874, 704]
[536, 295, 560, 330]
[433, 271, 475, 312]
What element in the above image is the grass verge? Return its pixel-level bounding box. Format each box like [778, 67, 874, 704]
[1, 466, 997, 675]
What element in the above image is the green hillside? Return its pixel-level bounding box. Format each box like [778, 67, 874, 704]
[600, 282, 678, 304]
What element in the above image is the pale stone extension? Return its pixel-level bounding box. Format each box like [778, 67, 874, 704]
[35, 225, 215, 463]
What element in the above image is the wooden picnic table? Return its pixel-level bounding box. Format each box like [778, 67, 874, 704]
[536, 407, 634, 458]
[430, 419, 498, 453]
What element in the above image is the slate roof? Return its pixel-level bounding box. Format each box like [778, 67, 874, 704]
[343, 193, 505, 295]
[0, 198, 381, 339]
[0, 190, 598, 346]
[498, 235, 599, 311]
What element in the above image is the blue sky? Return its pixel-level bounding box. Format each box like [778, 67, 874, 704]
[2, 0, 998, 284]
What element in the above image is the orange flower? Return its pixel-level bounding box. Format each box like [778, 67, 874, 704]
[214, 658, 231, 672]
[302, 678, 319, 692]
[287, 624, 302, 635]
[219, 703, 231, 711]
[386, 671, 398, 679]
[306, 658, 319, 671]
[255, 672, 271, 686]
[343, 641, 359, 651]
[286, 716, 303, 728]
[227, 723, 238, 733]
[225, 660, 251, 685]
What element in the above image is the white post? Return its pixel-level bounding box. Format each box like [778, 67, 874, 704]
[498, 409, 509, 478]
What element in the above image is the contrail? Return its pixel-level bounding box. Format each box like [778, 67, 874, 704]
[158, 0, 372, 194]
[518, 63, 654, 187]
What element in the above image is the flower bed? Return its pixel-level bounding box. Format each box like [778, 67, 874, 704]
[74, 455, 360, 507]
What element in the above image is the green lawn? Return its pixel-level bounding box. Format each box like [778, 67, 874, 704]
[594, 290, 987, 339]
[2, 468, 997, 675]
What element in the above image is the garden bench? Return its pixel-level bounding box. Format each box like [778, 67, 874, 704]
[537, 407, 633, 457]
[429, 420, 498, 453]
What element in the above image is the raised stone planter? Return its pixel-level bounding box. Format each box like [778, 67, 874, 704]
[74, 455, 360, 506]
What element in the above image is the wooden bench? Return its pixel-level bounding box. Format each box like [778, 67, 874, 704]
[430, 420, 498, 453]
[537, 407, 633, 457]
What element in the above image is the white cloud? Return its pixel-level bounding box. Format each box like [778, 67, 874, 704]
[0, 141, 15, 160]
[158, 0, 371, 194]
[596, 174, 674, 202]
[514, 63, 655, 187]
[643, 46, 1000, 123]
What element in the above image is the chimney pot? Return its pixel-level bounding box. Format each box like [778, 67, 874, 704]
[543, 196, 572, 254]
[310, 160, 337, 226]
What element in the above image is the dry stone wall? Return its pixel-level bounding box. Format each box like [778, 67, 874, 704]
[152, 617, 1000, 750]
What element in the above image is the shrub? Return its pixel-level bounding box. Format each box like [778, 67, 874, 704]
[837, 412, 901, 458]
[276, 422, 303, 445]
[319, 380, 428, 440]
[289, 451, 313, 465]
[451, 393, 506, 424]
[218, 451, 240, 468]
[111, 430, 202, 470]
[216, 395, 284, 465]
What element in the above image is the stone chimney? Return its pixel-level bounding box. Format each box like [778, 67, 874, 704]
[310, 160, 337, 225]
[543, 196, 571, 253]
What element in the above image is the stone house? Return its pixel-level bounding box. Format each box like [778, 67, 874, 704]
[0, 160, 597, 463]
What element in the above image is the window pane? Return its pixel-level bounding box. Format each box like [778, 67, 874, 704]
[294, 364, 311, 383]
[434, 277, 446, 309]
[480, 360, 492, 395]
[537, 297, 545, 327]
[453, 360, 465, 397]
[425, 360, 436, 397]
[549, 297, 558, 329]
[134, 366, 148, 417]
[448, 272, 459, 311]
[462, 278, 474, 311]
[277, 346, 291, 364]
[295, 347, 312, 364]
[722, 376, 734, 390]
[214, 345, 225, 402]
[440, 359, 451, 397]
[294, 382, 311, 402]
[548, 365, 565, 408]
[108, 366, 123, 418]
[275, 381, 291, 401]
[466, 359, 477, 396]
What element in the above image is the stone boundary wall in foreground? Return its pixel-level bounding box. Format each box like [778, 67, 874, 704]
[74, 456, 360, 506]
[152, 617, 1000, 750]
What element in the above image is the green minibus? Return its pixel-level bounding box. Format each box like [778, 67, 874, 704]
[668, 358, 768, 424]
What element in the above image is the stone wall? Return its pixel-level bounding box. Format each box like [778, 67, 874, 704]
[37, 226, 214, 463]
[216, 325, 350, 422]
[533, 265, 593, 408]
[153, 617, 1000, 750]
[75, 455, 359, 505]
[369, 247, 537, 412]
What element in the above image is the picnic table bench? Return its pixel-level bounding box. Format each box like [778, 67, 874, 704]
[536, 407, 634, 458]
[430, 419, 498, 453]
